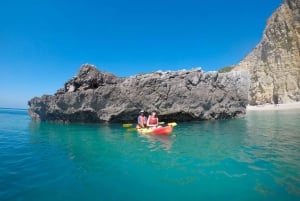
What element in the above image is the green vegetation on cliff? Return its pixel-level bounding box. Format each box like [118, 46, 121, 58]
[218, 66, 235, 73]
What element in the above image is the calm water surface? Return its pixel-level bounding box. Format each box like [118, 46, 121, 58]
[0, 108, 300, 201]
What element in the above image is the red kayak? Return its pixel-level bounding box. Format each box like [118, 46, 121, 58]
[137, 125, 173, 135]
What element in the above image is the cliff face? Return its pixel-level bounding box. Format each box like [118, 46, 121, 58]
[234, 0, 300, 105]
[28, 64, 250, 123]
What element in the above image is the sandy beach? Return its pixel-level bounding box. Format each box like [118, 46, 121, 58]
[246, 102, 300, 111]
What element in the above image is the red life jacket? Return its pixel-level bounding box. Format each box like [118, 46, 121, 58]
[148, 117, 158, 125]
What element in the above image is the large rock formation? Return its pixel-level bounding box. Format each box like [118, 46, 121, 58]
[234, 0, 300, 105]
[28, 64, 250, 123]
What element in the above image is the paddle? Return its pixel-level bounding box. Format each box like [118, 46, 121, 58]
[123, 122, 166, 127]
[122, 123, 133, 128]
[159, 122, 177, 126]
[168, 122, 177, 127]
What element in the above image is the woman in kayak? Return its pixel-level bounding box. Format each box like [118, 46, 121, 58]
[137, 110, 147, 128]
[147, 111, 159, 128]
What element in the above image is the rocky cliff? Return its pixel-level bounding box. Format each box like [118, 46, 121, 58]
[234, 0, 300, 105]
[28, 64, 250, 123]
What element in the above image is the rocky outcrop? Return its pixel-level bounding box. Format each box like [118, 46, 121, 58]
[28, 64, 250, 123]
[234, 0, 300, 105]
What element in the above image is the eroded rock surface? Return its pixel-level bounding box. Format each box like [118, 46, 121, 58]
[234, 0, 300, 105]
[28, 64, 250, 123]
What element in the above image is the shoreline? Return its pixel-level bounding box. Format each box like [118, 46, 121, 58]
[246, 102, 300, 111]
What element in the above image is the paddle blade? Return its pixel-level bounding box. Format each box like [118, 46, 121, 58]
[168, 122, 177, 127]
[123, 123, 133, 128]
[127, 128, 137, 132]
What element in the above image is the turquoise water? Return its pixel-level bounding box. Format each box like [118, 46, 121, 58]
[0, 108, 300, 201]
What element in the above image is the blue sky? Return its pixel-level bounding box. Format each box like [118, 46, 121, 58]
[0, 0, 282, 108]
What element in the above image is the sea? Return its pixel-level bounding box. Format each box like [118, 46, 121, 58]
[0, 108, 300, 201]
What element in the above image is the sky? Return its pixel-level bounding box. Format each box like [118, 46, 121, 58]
[0, 0, 282, 109]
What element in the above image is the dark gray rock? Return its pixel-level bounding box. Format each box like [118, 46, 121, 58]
[28, 64, 250, 123]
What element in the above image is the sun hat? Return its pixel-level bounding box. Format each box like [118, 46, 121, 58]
[140, 110, 144, 113]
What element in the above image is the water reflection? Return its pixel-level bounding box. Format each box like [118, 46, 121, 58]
[243, 110, 300, 197]
[27, 121, 120, 172]
[137, 133, 173, 151]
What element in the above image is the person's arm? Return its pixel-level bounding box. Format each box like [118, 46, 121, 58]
[138, 116, 141, 124]
[146, 116, 150, 127]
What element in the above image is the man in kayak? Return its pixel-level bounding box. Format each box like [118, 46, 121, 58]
[137, 110, 147, 128]
[147, 111, 159, 128]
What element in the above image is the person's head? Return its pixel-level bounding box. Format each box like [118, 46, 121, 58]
[151, 111, 157, 117]
[140, 110, 145, 116]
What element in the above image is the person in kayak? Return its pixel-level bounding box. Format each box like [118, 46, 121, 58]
[147, 111, 159, 128]
[137, 110, 147, 128]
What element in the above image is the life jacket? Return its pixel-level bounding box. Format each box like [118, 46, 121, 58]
[148, 117, 158, 125]
[138, 116, 147, 123]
